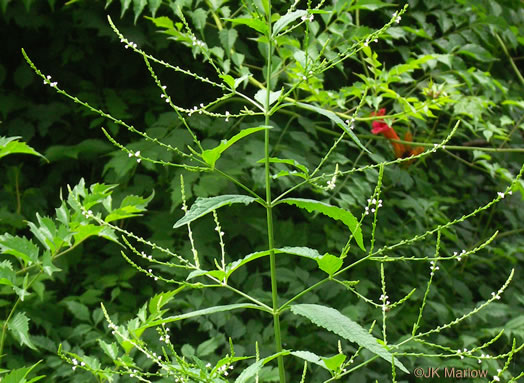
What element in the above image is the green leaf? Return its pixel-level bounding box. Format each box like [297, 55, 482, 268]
[202, 126, 270, 169]
[322, 353, 346, 371]
[457, 44, 495, 62]
[148, 0, 162, 17]
[317, 253, 343, 276]
[291, 304, 408, 373]
[105, 191, 154, 222]
[257, 157, 309, 174]
[191, 8, 207, 31]
[120, 0, 132, 18]
[148, 15, 174, 29]
[2, 361, 44, 383]
[148, 289, 180, 316]
[219, 74, 236, 89]
[349, 0, 395, 11]
[188, 247, 323, 281]
[147, 303, 261, 327]
[8, 312, 37, 350]
[0, 136, 46, 160]
[280, 198, 364, 251]
[254, 89, 281, 109]
[196, 335, 223, 357]
[98, 339, 119, 359]
[272, 10, 307, 36]
[173, 194, 257, 228]
[295, 102, 369, 153]
[291, 350, 328, 369]
[224, 17, 268, 35]
[235, 351, 290, 383]
[0, 260, 15, 287]
[277, 246, 322, 259]
[63, 301, 90, 321]
[219, 28, 238, 53]
[0, 234, 39, 265]
[132, 0, 147, 23]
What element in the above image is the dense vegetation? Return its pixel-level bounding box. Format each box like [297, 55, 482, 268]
[1, 0, 523, 381]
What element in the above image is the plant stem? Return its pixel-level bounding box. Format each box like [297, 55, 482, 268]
[0, 297, 21, 361]
[263, 3, 286, 382]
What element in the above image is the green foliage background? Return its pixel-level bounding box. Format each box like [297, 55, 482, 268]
[1, 0, 524, 381]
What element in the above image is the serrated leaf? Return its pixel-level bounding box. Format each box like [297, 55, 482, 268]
[132, 0, 147, 23]
[191, 8, 207, 31]
[272, 10, 307, 36]
[105, 191, 153, 222]
[98, 339, 119, 359]
[0, 136, 46, 160]
[235, 351, 289, 383]
[0, 260, 15, 286]
[254, 89, 281, 109]
[148, 15, 174, 29]
[219, 28, 238, 53]
[2, 361, 44, 383]
[257, 157, 309, 174]
[457, 44, 495, 62]
[349, 0, 395, 11]
[188, 247, 322, 282]
[149, 289, 180, 316]
[291, 350, 328, 369]
[8, 312, 37, 350]
[278, 246, 323, 259]
[295, 102, 369, 153]
[196, 335, 223, 357]
[63, 301, 90, 321]
[174, 195, 257, 228]
[202, 126, 270, 169]
[280, 198, 364, 251]
[120, 0, 132, 18]
[148, 0, 161, 17]
[317, 253, 343, 276]
[224, 17, 268, 35]
[291, 304, 408, 373]
[322, 353, 346, 371]
[147, 303, 261, 327]
[0, 234, 39, 265]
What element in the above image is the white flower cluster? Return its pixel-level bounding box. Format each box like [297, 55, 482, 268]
[453, 249, 466, 261]
[191, 35, 205, 48]
[365, 198, 383, 215]
[327, 164, 339, 190]
[392, 11, 401, 23]
[380, 294, 390, 312]
[429, 260, 439, 276]
[71, 358, 86, 371]
[43, 75, 57, 88]
[498, 190, 512, 199]
[121, 38, 138, 49]
[159, 328, 171, 344]
[128, 150, 141, 163]
[301, 13, 314, 22]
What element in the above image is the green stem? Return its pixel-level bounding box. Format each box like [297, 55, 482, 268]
[0, 272, 41, 362]
[0, 297, 21, 361]
[495, 33, 524, 86]
[263, 4, 286, 382]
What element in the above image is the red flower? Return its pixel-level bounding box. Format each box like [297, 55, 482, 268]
[370, 108, 423, 160]
[370, 108, 405, 158]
